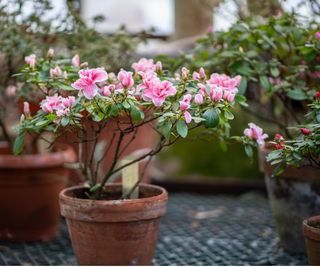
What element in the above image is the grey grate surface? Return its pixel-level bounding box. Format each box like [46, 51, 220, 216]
[0, 192, 308, 265]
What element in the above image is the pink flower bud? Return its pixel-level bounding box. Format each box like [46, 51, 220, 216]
[155, 61, 162, 72]
[179, 94, 192, 111]
[23, 102, 30, 117]
[194, 93, 204, 104]
[199, 67, 206, 80]
[50, 66, 62, 78]
[184, 111, 192, 124]
[72, 54, 80, 67]
[63, 71, 68, 79]
[181, 67, 190, 80]
[47, 48, 54, 59]
[25, 54, 36, 68]
[117, 70, 134, 88]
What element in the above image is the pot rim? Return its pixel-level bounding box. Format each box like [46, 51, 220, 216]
[303, 215, 320, 241]
[0, 142, 76, 169]
[60, 183, 168, 222]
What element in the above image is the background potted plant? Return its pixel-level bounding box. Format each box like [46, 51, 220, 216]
[158, 13, 320, 253]
[15, 54, 246, 264]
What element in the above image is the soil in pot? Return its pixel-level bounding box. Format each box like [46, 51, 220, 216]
[0, 142, 76, 242]
[60, 183, 168, 265]
[303, 216, 320, 265]
[260, 144, 320, 253]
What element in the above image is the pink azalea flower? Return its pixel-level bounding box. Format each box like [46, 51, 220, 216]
[194, 93, 204, 104]
[142, 80, 176, 107]
[61, 96, 75, 108]
[50, 66, 62, 78]
[72, 54, 80, 67]
[25, 54, 36, 68]
[180, 94, 192, 111]
[315, 32, 320, 39]
[244, 123, 268, 146]
[100, 84, 116, 97]
[184, 111, 192, 124]
[223, 90, 235, 102]
[210, 85, 223, 102]
[40, 95, 62, 113]
[117, 70, 134, 88]
[72, 68, 108, 99]
[132, 58, 156, 73]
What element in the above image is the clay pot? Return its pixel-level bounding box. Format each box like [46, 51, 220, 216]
[0, 142, 76, 242]
[259, 144, 320, 253]
[60, 183, 168, 265]
[58, 117, 157, 185]
[303, 215, 320, 265]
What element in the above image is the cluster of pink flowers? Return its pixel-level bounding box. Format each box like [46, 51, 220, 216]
[40, 95, 75, 116]
[243, 123, 268, 146]
[131, 58, 161, 73]
[194, 69, 241, 103]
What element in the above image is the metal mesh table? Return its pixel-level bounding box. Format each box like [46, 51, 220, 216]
[0, 192, 308, 265]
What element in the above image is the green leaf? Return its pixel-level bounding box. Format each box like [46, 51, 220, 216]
[287, 89, 307, 100]
[176, 120, 188, 138]
[260, 75, 271, 91]
[224, 110, 234, 120]
[271, 67, 279, 77]
[122, 101, 131, 109]
[162, 121, 172, 139]
[61, 117, 70, 126]
[89, 183, 101, 192]
[238, 77, 247, 95]
[272, 162, 286, 177]
[131, 106, 144, 122]
[203, 108, 219, 128]
[13, 131, 25, 155]
[58, 83, 75, 91]
[244, 145, 253, 157]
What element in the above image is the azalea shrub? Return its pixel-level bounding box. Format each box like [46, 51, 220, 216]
[15, 54, 247, 198]
[158, 13, 320, 138]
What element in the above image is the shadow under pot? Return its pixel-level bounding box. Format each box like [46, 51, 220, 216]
[259, 145, 320, 253]
[59, 183, 168, 265]
[0, 142, 76, 242]
[303, 215, 320, 265]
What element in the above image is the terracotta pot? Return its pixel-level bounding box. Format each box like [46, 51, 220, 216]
[58, 117, 157, 185]
[60, 183, 168, 265]
[259, 145, 320, 253]
[0, 142, 76, 242]
[303, 215, 320, 265]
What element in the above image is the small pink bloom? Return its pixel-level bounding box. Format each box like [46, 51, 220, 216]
[184, 111, 192, 124]
[199, 67, 206, 80]
[207, 25, 213, 33]
[193, 71, 200, 80]
[117, 70, 134, 88]
[23, 102, 30, 117]
[315, 32, 320, 39]
[142, 80, 176, 107]
[56, 107, 70, 117]
[61, 96, 75, 108]
[210, 85, 223, 102]
[315, 91, 320, 99]
[194, 93, 204, 104]
[180, 94, 192, 111]
[40, 95, 62, 113]
[72, 68, 108, 99]
[100, 84, 116, 97]
[50, 66, 62, 78]
[243, 123, 268, 146]
[25, 54, 36, 68]
[72, 54, 80, 67]
[301, 128, 311, 135]
[132, 58, 156, 73]
[224, 91, 235, 102]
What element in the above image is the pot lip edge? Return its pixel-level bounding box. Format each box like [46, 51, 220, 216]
[0, 142, 76, 168]
[303, 216, 320, 240]
[60, 183, 168, 206]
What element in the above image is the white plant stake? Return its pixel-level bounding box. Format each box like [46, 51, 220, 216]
[121, 159, 139, 199]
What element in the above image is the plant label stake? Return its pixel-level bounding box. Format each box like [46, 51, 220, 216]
[122, 159, 139, 199]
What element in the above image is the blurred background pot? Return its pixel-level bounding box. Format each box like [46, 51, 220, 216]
[259, 145, 320, 253]
[0, 142, 76, 242]
[60, 183, 168, 265]
[303, 215, 320, 265]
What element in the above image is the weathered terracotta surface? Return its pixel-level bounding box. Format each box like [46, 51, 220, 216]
[0, 142, 76, 242]
[303, 216, 320, 265]
[259, 145, 320, 253]
[60, 183, 168, 265]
